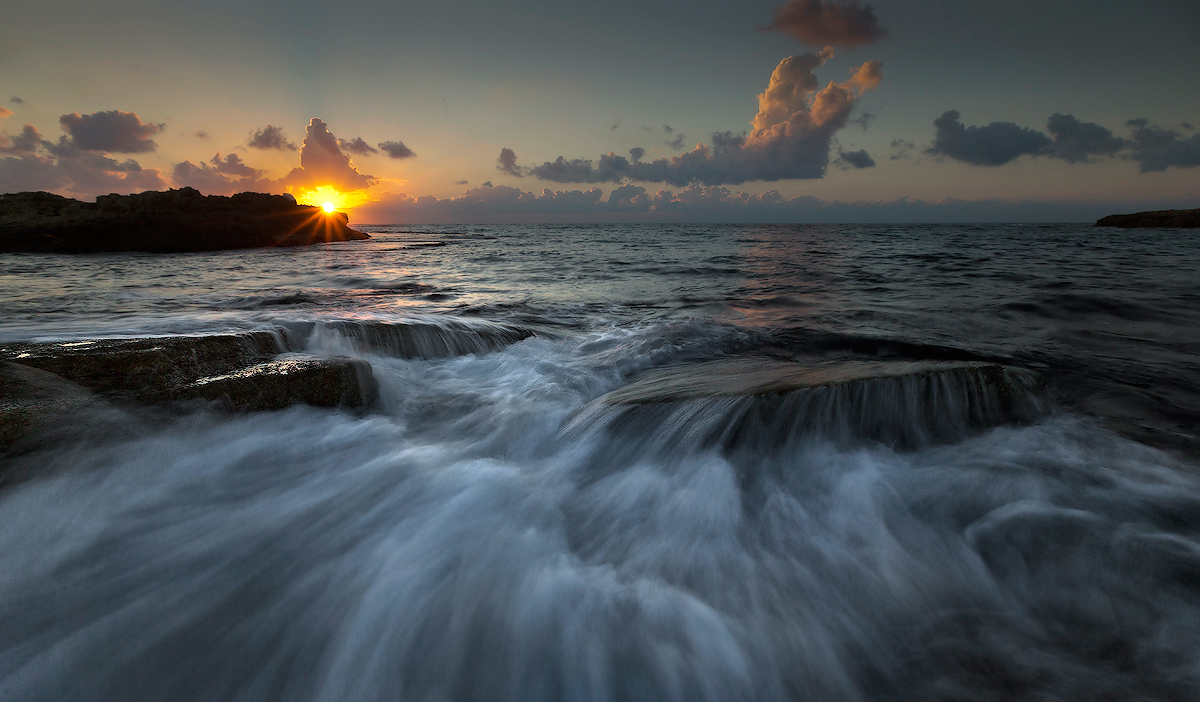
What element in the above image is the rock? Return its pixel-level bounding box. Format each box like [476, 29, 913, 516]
[1, 362, 137, 462]
[0, 188, 370, 253]
[282, 318, 537, 359]
[186, 357, 377, 411]
[0, 332, 377, 412]
[570, 355, 1045, 452]
[1, 333, 282, 402]
[1095, 209, 1200, 228]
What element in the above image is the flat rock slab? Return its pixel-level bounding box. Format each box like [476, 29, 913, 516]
[1, 333, 282, 402]
[572, 355, 1045, 452]
[0, 333, 376, 413]
[598, 356, 1039, 405]
[188, 357, 376, 411]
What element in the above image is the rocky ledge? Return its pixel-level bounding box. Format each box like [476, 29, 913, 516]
[1, 333, 377, 457]
[1095, 209, 1200, 228]
[568, 355, 1045, 452]
[0, 188, 369, 253]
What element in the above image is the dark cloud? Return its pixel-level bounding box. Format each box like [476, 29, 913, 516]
[59, 110, 162, 153]
[760, 0, 888, 49]
[378, 141, 415, 159]
[666, 133, 686, 150]
[1125, 120, 1200, 172]
[172, 154, 266, 196]
[10, 97, 23, 104]
[455, 180, 469, 185]
[194, 130, 209, 139]
[1045, 113, 1124, 163]
[1, 123, 165, 195]
[662, 124, 674, 134]
[889, 139, 915, 160]
[496, 147, 524, 177]
[248, 125, 297, 150]
[629, 147, 646, 162]
[337, 137, 379, 156]
[853, 111, 875, 131]
[927, 110, 1051, 166]
[835, 148, 875, 168]
[929, 111, 1188, 171]
[280, 118, 376, 191]
[528, 49, 882, 186]
[0, 124, 45, 155]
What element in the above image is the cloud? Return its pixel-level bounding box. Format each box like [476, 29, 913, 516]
[277, 118, 376, 192]
[0, 123, 165, 195]
[248, 125, 297, 150]
[527, 49, 882, 186]
[927, 110, 1051, 166]
[0, 107, 11, 119]
[662, 124, 674, 134]
[496, 147, 524, 177]
[338, 137, 379, 156]
[666, 133, 686, 150]
[172, 154, 267, 196]
[835, 148, 875, 168]
[353, 182, 1172, 224]
[929, 111, 1188, 171]
[59, 110, 162, 153]
[194, 130, 209, 139]
[1125, 120, 1200, 172]
[1045, 113, 1125, 164]
[455, 180, 469, 185]
[760, 0, 888, 49]
[629, 147, 646, 162]
[0, 124, 48, 155]
[10, 97, 23, 104]
[378, 141, 415, 159]
[889, 139, 915, 160]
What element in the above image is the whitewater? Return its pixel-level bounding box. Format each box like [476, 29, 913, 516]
[1, 223, 1198, 701]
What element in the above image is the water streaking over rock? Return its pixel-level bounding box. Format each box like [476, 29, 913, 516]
[1, 223, 1199, 700]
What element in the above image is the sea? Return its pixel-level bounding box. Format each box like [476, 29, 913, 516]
[1, 223, 1199, 701]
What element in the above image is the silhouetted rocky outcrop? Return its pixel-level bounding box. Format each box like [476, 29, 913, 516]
[0, 188, 369, 253]
[1096, 209, 1200, 228]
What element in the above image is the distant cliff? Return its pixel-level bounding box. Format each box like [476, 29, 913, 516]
[1095, 209, 1200, 228]
[0, 188, 369, 253]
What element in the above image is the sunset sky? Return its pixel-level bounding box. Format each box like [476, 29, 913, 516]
[2, 0, 1198, 222]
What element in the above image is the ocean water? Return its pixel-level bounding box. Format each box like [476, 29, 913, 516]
[1, 223, 1199, 700]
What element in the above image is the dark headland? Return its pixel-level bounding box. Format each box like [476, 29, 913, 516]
[0, 188, 369, 253]
[1095, 208, 1200, 228]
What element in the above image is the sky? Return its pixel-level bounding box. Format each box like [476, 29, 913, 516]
[2, 0, 1198, 222]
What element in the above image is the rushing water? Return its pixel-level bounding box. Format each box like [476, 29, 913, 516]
[1, 224, 1199, 701]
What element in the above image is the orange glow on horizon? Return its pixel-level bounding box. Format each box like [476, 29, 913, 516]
[293, 185, 370, 213]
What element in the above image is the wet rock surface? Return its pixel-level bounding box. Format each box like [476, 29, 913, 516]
[573, 355, 1046, 452]
[0, 188, 370, 253]
[1095, 209, 1200, 228]
[187, 357, 377, 411]
[0, 333, 376, 415]
[0, 362, 139, 466]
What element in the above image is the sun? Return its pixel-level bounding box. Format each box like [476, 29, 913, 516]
[322, 202, 336, 213]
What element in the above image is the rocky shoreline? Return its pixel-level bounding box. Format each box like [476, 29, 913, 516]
[0, 188, 369, 253]
[1095, 208, 1200, 228]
